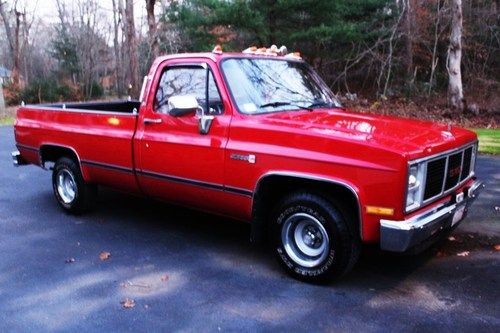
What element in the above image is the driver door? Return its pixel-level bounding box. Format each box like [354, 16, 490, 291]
[135, 59, 231, 212]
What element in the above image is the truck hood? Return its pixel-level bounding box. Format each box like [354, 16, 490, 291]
[259, 108, 477, 159]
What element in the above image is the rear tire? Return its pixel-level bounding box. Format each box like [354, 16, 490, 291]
[270, 192, 360, 283]
[52, 157, 96, 214]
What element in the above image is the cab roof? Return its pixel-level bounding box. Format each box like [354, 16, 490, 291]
[152, 45, 303, 67]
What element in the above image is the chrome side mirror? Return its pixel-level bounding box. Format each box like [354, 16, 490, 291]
[168, 95, 199, 117]
[198, 114, 214, 135]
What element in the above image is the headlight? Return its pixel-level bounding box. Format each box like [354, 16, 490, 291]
[406, 163, 425, 212]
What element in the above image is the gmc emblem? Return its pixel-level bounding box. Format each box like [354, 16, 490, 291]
[448, 166, 461, 178]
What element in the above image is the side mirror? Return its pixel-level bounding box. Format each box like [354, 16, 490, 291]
[198, 114, 214, 135]
[168, 95, 199, 117]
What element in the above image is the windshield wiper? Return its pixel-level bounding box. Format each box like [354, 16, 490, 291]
[308, 101, 338, 109]
[259, 101, 313, 111]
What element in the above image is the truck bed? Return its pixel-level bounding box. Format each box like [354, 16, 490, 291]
[15, 100, 141, 193]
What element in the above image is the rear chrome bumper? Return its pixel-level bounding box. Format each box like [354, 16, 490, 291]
[12, 151, 28, 167]
[380, 180, 484, 252]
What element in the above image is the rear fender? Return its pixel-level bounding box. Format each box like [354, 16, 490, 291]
[39, 144, 88, 180]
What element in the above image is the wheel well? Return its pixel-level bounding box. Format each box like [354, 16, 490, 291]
[39, 145, 80, 167]
[251, 175, 361, 243]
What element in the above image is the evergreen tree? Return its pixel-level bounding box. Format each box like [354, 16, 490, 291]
[167, 0, 393, 88]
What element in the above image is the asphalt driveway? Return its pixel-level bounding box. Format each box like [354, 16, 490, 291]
[0, 125, 499, 332]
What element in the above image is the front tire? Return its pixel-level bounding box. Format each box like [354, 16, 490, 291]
[52, 157, 96, 214]
[270, 192, 360, 283]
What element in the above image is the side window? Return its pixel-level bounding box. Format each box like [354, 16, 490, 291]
[154, 66, 223, 115]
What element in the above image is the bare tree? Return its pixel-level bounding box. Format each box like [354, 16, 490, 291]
[76, 0, 98, 99]
[402, 0, 415, 81]
[146, 0, 159, 60]
[20, 6, 31, 85]
[158, 0, 181, 55]
[447, 0, 464, 111]
[428, 0, 443, 95]
[111, 0, 124, 97]
[376, 1, 407, 98]
[123, 0, 139, 97]
[54, 0, 76, 84]
[0, 1, 21, 86]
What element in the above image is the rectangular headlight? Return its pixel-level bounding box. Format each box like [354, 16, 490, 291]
[405, 163, 426, 212]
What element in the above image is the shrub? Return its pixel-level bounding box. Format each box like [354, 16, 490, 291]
[5, 79, 82, 105]
[5, 77, 106, 105]
[3, 82, 21, 106]
[86, 80, 104, 99]
[20, 79, 60, 104]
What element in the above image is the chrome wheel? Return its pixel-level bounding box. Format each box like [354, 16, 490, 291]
[56, 169, 77, 204]
[281, 212, 330, 268]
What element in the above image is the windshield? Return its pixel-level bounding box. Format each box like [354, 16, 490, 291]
[221, 58, 341, 114]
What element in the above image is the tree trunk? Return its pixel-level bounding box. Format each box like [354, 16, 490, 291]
[112, 0, 124, 97]
[124, 0, 139, 98]
[20, 8, 33, 86]
[0, 84, 6, 117]
[447, 0, 464, 111]
[403, 0, 414, 81]
[11, 10, 21, 86]
[146, 0, 159, 60]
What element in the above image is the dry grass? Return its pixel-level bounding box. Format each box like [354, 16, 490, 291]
[345, 96, 499, 129]
[0, 106, 16, 126]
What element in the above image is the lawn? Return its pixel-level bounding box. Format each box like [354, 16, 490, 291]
[473, 128, 500, 155]
[0, 116, 14, 126]
[0, 106, 16, 126]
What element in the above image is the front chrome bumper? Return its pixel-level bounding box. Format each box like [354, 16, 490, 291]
[380, 179, 484, 252]
[12, 150, 28, 167]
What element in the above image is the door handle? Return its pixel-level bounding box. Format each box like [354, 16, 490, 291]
[143, 118, 162, 124]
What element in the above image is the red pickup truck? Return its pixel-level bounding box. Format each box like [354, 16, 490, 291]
[12, 47, 483, 282]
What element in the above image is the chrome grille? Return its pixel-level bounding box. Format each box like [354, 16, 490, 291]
[444, 152, 463, 190]
[422, 144, 476, 202]
[424, 158, 446, 200]
[460, 147, 473, 181]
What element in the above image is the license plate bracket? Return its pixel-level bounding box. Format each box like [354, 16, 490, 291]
[452, 205, 466, 226]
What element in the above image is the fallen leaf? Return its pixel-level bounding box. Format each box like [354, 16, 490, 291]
[126, 280, 150, 288]
[99, 251, 111, 261]
[448, 236, 456, 241]
[121, 298, 135, 309]
[161, 275, 169, 282]
[65, 258, 75, 264]
[457, 251, 470, 257]
[494, 245, 500, 251]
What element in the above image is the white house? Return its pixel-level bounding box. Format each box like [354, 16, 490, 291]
[0, 66, 12, 85]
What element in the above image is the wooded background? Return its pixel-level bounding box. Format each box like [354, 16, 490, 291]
[0, 0, 498, 115]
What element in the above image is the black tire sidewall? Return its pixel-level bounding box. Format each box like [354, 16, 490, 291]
[271, 193, 350, 281]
